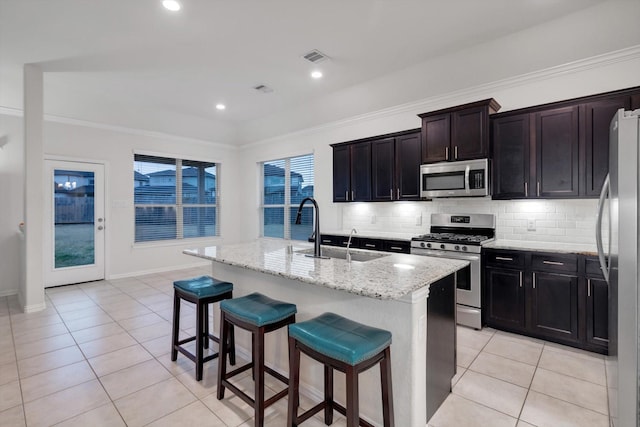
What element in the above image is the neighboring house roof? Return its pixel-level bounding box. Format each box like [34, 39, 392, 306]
[147, 167, 215, 179]
[264, 164, 303, 181]
[134, 171, 149, 182]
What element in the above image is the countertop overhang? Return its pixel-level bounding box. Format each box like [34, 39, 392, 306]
[184, 239, 467, 302]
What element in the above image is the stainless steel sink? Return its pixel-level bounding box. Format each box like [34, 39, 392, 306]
[295, 247, 389, 262]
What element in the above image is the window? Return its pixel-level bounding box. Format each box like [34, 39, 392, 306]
[261, 154, 314, 240]
[133, 154, 218, 242]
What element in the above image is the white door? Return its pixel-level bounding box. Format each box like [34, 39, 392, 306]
[44, 160, 105, 287]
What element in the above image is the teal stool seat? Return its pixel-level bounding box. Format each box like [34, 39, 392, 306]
[220, 292, 297, 327]
[171, 276, 235, 381]
[174, 275, 233, 298]
[217, 292, 297, 427]
[289, 312, 392, 365]
[287, 313, 395, 427]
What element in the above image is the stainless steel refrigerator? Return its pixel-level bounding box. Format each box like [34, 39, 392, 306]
[596, 108, 640, 427]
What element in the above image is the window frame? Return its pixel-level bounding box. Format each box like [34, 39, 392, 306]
[133, 152, 221, 244]
[259, 153, 314, 240]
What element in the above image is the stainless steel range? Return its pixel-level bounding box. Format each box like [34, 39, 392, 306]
[411, 213, 495, 329]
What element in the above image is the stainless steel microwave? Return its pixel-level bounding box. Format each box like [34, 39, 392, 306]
[420, 158, 490, 198]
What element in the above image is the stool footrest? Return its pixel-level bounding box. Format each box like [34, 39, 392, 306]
[264, 366, 288, 385]
[225, 362, 253, 379]
[295, 400, 376, 427]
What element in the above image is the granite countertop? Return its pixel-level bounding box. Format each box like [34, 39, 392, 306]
[321, 230, 417, 241]
[184, 239, 467, 301]
[484, 240, 600, 256]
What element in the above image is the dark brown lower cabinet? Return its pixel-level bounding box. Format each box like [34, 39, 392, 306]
[530, 271, 579, 345]
[483, 249, 608, 354]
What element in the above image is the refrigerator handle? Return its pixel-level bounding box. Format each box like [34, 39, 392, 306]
[596, 173, 610, 283]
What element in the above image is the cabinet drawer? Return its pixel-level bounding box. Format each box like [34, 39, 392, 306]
[531, 253, 578, 273]
[484, 250, 525, 268]
[359, 238, 384, 251]
[383, 240, 410, 254]
[585, 257, 606, 279]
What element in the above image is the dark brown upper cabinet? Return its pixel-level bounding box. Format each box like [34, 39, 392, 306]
[332, 129, 420, 203]
[419, 99, 501, 164]
[491, 86, 640, 199]
[332, 141, 371, 202]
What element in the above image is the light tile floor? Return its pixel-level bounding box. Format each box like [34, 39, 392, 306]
[0, 266, 610, 427]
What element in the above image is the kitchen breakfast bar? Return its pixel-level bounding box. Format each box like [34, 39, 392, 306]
[184, 239, 467, 427]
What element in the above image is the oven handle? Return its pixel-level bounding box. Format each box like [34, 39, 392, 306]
[411, 248, 480, 262]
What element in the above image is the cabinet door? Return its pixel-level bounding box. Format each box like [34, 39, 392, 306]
[395, 132, 422, 200]
[584, 97, 630, 196]
[491, 114, 530, 199]
[485, 267, 526, 331]
[586, 277, 609, 351]
[371, 138, 395, 201]
[350, 142, 372, 201]
[535, 106, 580, 198]
[530, 271, 579, 344]
[422, 114, 450, 163]
[452, 106, 488, 160]
[332, 145, 350, 202]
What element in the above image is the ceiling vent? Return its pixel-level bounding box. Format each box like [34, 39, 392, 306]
[253, 84, 274, 94]
[302, 49, 329, 64]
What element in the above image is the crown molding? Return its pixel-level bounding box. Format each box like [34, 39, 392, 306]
[0, 106, 238, 151]
[241, 45, 640, 149]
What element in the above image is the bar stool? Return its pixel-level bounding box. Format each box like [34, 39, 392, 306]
[287, 312, 394, 427]
[217, 292, 297, 427]
[171, 275, 235, 381]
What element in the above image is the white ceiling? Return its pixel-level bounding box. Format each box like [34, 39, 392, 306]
[0, 0, 613, 144]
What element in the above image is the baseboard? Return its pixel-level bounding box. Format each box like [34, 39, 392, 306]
[0, 289, 18, 298]
[107, 261, 211, 280]
[23, 301, 47, 313]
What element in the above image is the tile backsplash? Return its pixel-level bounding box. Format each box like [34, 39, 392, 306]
[340, 198, 605, 245]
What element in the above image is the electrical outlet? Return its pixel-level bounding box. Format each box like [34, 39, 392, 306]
[416, 215, 422, 226]
[527, 219, 536, 231]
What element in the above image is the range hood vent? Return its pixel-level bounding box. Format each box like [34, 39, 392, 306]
[302, 49, 329, 64]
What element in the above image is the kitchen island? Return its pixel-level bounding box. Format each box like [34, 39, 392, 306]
[184, 239, 467, 427]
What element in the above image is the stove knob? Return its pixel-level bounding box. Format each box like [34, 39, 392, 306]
[426, 243, 432, 248]
[440, 244, 446, 250]
[420, 242, 426, 248]
[461, 246, 468, 252]
[454, 245, 460, 251]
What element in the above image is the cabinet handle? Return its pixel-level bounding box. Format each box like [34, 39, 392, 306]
[365, 244, 376, 248]
[454, 146, 458, 160]
[537, 181, 540, 197]
[390, 189, 394, 199]
[588, 278, 591, 297]
[533, 272, 536, 289]
[352, 190, 355, 200]
[345, 191, 349, 201]
[495, 256, 514, 261]
[397, 188, 400, 199]
[322, 239, 332, 243]
[390, 246, 403, 250]
[445, 146, 449, 160]
[525, 182, 528, 197]
[543, 260, 564, 266]
[519, 271, 523, 288]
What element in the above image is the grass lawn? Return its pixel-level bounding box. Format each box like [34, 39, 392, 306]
[55, 223, 95, 268]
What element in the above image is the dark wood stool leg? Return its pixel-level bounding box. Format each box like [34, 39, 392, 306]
[345, 365, 359, 427]
[228, 324, 236, 366]
[254, 328, 266, 427]
[171, 291, 181, 361]
[203, 302, 210, 350]
[380, 347, 394, 427]
[195, 300, 204, 381]
[217, 312, 229, 399]
[287, 336, 300, 427]
[324, 364, 333, 425]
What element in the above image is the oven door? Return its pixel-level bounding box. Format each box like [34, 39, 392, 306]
[411, 248, 481, 308]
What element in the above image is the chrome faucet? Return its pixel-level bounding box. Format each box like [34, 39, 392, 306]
[346, 228, 357, 263]
[295, 197, 327, 259]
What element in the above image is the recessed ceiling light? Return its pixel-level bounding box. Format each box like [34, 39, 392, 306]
[311, 71, 323, 79]
[215, 104, 226, 110]
[162, 0, 181, 11]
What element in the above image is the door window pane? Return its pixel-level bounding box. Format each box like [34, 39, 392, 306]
[54, 169, 95, 268]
